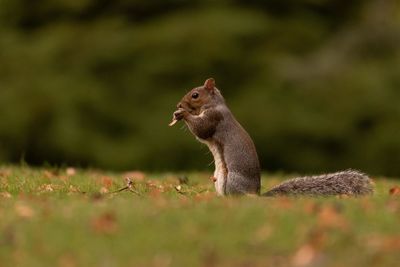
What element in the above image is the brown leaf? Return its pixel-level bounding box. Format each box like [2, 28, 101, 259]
[0, 192, 12, 199]
[43, 170, 58, 179]
[99, 187, 109, 194]
[0, 168, 11, 177]
[366, 235, 400, 252]
[193, 191, 217, 202]
[252, 224, 273, 243]
[317, 205, 348, 230]
[149, 187, 163, 198]
[37, 184, 54, 192]
[100, 176, 113, 189]
[90, 212, 118, 234]
[385, 199, 399, 213]
[68, 185, 80, 193]
[15, 203, 35, 218]
[66, 167, 77, 176]
[302, 201, 319, 215]
[58, 254, 77, 267]
[292, 244, 317, 267]
[382, 236, 400, 251]
[276, 197, 293, 209]
[389, 186, 400, 195]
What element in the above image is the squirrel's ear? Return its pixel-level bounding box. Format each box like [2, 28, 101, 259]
[204, 78, 215, 92]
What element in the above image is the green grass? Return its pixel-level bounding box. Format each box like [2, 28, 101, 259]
[0, 165, 400, 267]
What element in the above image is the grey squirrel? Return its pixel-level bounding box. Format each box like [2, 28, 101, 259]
[169, 78, 373, 196]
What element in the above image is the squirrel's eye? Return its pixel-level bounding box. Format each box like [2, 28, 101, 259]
[192, 92, 199, 99]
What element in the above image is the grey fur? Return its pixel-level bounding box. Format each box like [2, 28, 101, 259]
[190, 104, 261, 195]
[263, 169, 373, 196]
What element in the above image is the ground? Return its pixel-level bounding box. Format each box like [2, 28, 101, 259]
[0, 165, 399, 267]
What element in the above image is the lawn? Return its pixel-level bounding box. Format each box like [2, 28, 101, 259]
[0, 165, 399, 267]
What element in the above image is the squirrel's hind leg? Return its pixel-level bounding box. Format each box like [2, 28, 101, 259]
[225, 172, 261, 195]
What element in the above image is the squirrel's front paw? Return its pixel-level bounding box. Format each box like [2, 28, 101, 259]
[169, 109, 187, 126]
[173, 109, 186, 121]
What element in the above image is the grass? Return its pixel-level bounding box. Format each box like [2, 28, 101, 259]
[0, 165, 400, 267]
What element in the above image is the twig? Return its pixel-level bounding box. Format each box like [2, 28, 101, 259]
[109, 178, 141, 196]
[174, 185, 186, 195]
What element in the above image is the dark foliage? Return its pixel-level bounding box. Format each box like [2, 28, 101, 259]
[0, 0, 399, 175]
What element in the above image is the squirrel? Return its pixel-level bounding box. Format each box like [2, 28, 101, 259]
[169, 78, 373, 196]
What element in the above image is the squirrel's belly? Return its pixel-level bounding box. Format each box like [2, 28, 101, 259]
[212, 149, 226, 196]
[200, 139, 227, 196]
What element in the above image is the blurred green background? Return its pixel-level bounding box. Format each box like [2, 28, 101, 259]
[0, 0, 399, 175]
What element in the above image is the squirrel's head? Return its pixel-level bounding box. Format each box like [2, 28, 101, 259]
[177, 78, 224, 115]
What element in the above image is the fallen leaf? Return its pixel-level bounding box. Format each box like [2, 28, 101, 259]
[382, 236, 400, 251]
[292, 244, 317, 267]
[58, 253, 77, 267]
[68, 185, 80, 193]
[194, 192, 217, 202]
[99, 187, 109, 194]
[389, 186, 400, 195]
[90, 193, 104, 201]
[366, 235, 400, 252]
[0, 169, 11, 177]
[276, 197, 293, 209]
[43, 170, 57, 179]
[385, 199, 399, 213]
[253, 224, 273, 243]
[317, 205, 348, 230]
[38, 184, 54, 192]
[0, 192, 12, 199]
[303, 201, 319, 214]
[307, 229, 327, 249]
[15, 203, 35, 218]
[100, 176, 113, 189]
[149, 187, 162, 198]
[66, 167, 77, 176]
[90, 212, 118, 234]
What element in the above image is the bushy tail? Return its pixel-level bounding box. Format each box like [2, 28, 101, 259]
[263, 170, 373, 196]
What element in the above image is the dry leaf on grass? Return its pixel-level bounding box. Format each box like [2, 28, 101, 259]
[366, 235, 400, 252]
[43, 170, 59, 179]
[303, 201, 319, 214]
[385, 199, 400, 213]
[58, 254, 77, 267]
[66, 167, 77, 176]
[0, 192, 12, 199]
[90, 212, 118, 234]
[317, 205, 348, 230]
[99, 187, 109, 194]
[389, 186, 400, 196]
[68, 185, 80, 193]
[37, 184, 54, 192]
[252, 224, 273, 244]
[193, 192, 217, 202]
[15, 203, 35, 219]
[276, 197, 293, 209]
[0, 169, 11, 177]
[100, 176, 113, 189]
[292, 244, 317, 267]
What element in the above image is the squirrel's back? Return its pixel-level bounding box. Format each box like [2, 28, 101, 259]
[263, 169, 373, 196]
